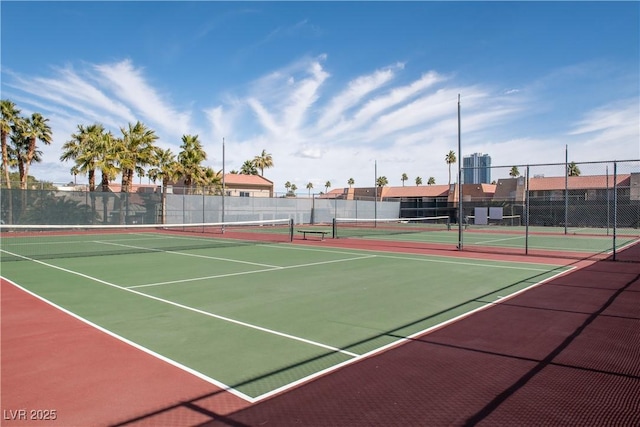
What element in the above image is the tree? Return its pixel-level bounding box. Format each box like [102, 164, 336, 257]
[61, 124, 107, 192]
[177, 134, 207, 193]
[325, 180, 331, 193]
[428, 176, 436, 185]
[253, 149, 274, 176]
[148, 148, 181, 223]
[240, 160, 258, 175]
[306, 181, 313, 197]
[284, 181, 292, 196]
[509, 166, 520, 177]
[401, 173, 408, 187]
[415, 176, 422, 186]
[445, 150, 456, 188]
[347, 178, 354, 188]
[18, 113, 52, 189]
[94, 131, 119, 223]
[117, 121, 159, 193]
[567, 161, 581, 177]
[290, 183, 297, 196]
[1, 100, 21, 188]
[376, 176, 388, 187]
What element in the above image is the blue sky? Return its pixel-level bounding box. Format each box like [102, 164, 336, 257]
[2, 1, 638, 192]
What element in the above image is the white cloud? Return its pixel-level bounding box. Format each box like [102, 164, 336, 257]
[5, 56, 638, 192]
[93, 59, 193, 140]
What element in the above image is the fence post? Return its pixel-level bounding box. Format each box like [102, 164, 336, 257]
[525, 165, 530, 255]
[613, 161, 618, 261]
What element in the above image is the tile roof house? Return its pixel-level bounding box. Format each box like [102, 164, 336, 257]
[222, 174, 274, 198]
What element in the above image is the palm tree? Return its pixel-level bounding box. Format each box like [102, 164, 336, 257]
[401, 173, 408, 187]
[253, 149, 274, 176]
[415, 176, 422, 186]
[94, 131, 119, 223]
[509, 166, 520, 177]
[61, 124, 106, 192]
[567, 161, 581, 177]
[325, 180, 331, 193]
[240, 160, 258, 175]
[290, 183, 297, 196]
[376, 176, 388, 187]
[445, 150, 456, 188]
[197, 167, 222, 194]
[428, 177, 436, 185]
[148, 148, 181, 223]
[1, 100, 21, 188]
[117, 121, 159, 193]
[347, 178, 354, 188]
[284, 181, 292, 196]
[306, 182, 313, 197]
[19, 113, 52, 189]
[1, 100, 21, 225]
[178, 134, 206, 193]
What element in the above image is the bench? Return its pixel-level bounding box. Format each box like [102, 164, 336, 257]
[297, 230, 330, 241]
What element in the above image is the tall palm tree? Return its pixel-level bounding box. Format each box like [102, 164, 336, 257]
[117, 121, 159, 193]
[401, 173, 408, 187]
[567, 161, 581, 177]
[177, 134, 206, 193]
[1, 100, 21, 188]
[306, 182, 313, 197]
[253, 149, 274, 176]
[347, 178, 355, 188]
[148, 148, 181, 223]
[445, 150, 457, 188]
[376, 176, 388, 187]
[60, 124, 106, 192]
[290, 183, 297, 196]
[509, 166, 520, 177]
[284, 181, 292, 196]
[19, 113, 52, 189]
[415, 176, 422, 186]
[428, 177, 436, 185]
[325, 180, 331, 193]
[95, 131, 119, 223]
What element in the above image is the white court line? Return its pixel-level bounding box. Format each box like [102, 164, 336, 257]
[0, 249, 360, 362]
[268, 243, 558, 272]
[251, 265, 576, 402]
[130, 254, 377, 289]
[96, 240, 281, 268]
[0, 276, 255, 402]
[472, 235, 525, 245]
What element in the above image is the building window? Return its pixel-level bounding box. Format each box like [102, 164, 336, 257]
[239, 191, 250, 197]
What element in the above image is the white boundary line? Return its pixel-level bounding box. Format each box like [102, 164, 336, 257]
[1, 276, 255, 402]
[0, 249, 360, 361]
[1, 242, 579, 403]
[130, 254, 377, 289]
[251, 265, 576, 401]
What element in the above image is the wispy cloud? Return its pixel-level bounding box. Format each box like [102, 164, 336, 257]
[93, 60, 193, 139]
[3, 55, 637, 189]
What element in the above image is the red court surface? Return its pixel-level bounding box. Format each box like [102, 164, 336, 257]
[2, 241, 639, 426]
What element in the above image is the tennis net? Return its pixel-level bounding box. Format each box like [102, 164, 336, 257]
[0, 219, 294, 262]
[332, 216, 450, 239]
[465, 215, 522, 229]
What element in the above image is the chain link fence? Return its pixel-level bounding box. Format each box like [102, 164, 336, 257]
[459, 160, 640, 260]
[0, 187, 400, 227]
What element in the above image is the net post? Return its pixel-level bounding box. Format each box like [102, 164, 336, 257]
[332, 218, 337, 239]
[289, 218, 294, 242]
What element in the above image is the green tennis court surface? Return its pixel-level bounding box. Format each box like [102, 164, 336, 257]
[2, 231, 571, 400]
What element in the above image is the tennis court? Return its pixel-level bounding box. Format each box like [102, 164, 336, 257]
[1, 222, 571, 402]
[331, 216, 640, 258]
